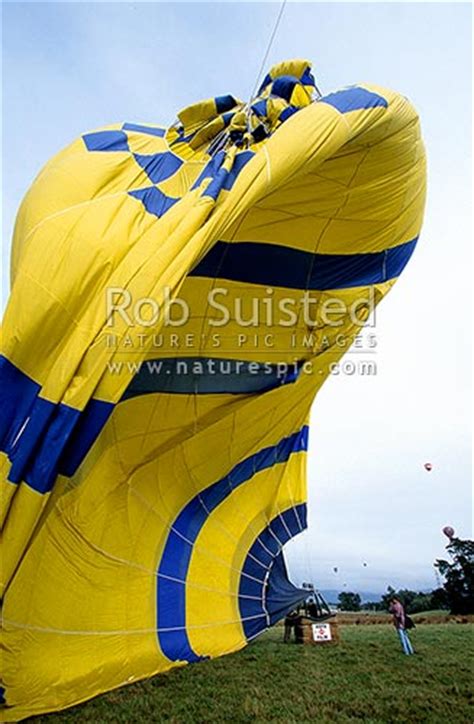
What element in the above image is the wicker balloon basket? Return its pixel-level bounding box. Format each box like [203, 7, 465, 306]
[295, 616, 340, 645]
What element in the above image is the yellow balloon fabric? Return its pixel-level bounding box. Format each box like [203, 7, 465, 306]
[0, 60, 426, 719]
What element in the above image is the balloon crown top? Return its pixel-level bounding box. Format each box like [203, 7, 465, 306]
[167, 59, 319, 159]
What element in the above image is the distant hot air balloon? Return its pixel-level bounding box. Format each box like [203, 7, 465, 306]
[363, 562, 367, 567]
[424, 463, 433, 472]
[442, 526, 455, 540]
[333, 567, 338, 574]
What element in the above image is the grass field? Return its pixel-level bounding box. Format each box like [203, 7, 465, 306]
[26, 624, 472, 723]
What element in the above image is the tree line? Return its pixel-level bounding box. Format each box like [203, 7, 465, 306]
[337, 536, 473, 614]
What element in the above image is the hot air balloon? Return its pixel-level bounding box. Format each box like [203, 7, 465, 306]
[0, 59, 426, 719]
[424, 463, 433, 472]
[333, 567, 339, 574]
[442, 526, 455, 540]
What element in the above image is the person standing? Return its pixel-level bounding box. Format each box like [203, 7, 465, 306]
[283, 609, 299, 643]
[389, 596, 415, 655]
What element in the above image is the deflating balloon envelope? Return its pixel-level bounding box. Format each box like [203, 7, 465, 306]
[0, 59, 426, 720]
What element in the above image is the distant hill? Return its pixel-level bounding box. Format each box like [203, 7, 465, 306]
[318, 589, 383, 605]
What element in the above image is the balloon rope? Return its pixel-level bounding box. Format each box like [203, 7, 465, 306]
[246, 0, 288, 125]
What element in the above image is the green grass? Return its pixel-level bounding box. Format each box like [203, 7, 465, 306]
[27, 624, 472, 723]
[413, 610, 449, 616]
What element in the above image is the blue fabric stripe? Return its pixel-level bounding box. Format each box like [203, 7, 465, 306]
[239, 505, 308, 640]
[156, 427, 309, 662]
[221, 112, 234, 127]
[190, 238, 418, 290]
[251, 100, 268, 118]
[202, 166, 229, 201]
[321, 87, 388, 114]
[82, 130, 129, 152]
[22, 404, 80, 493]
[272, 76, 297, 102]
[129, 186, 179, 218]
[239, 504, 308, 639]
[7, 397, 58, 485]
[279, 106, 298, 123]
[0, 356, 41, 453]
[122, 122, 165, 137]
[258, 73, 272, 94]
[301, 67, 316, 87]
[215, 94, 237, 113]
[191, 150, 225, 191]
[58, 399, 114, 477]
[192, 150, 254, 194]
[222, 151, 254, 190]
[0, 355, 113, 491]
[201, 151, 254, 200]
[133, 151, 183, 183]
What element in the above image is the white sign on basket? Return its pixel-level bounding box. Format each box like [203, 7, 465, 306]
[312, 623, 332, 642]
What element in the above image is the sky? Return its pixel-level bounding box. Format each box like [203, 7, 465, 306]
[2, 1, 472, 596]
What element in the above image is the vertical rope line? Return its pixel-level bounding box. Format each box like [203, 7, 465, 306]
[245, 0, 288, 130]
[249, 0, 288, 102]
